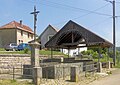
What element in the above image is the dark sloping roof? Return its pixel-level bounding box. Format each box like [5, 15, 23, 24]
[45, 20, 113, 48]
[0, 21, 34, 34]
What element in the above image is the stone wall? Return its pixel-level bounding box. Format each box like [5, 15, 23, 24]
[0, 54, 64, 73]
[0, 54, 31, 73]
[0, 54, 31, 68]
[42, 62, 83, 79]
[0, 54, 64, 67]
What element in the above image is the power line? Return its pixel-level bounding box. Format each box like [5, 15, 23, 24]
[116, 1, 120, 3]
[104, 0, 120, 3]
[52, 4, 111, 26]
[41, 0, 112, 17]
[89, 17, 112, 28]
[24, 0, 112, 17]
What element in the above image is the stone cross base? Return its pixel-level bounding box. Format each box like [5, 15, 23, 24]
[33, 67, 42, 85]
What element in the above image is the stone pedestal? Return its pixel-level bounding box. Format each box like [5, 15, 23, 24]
[33, 67, 42, 85]
[97, 62, 102, 72]
[107, 61, 111, 69]
[29, 42, 40, 67]
[29, 42, 42, 85]
[70, 66, 79, 82]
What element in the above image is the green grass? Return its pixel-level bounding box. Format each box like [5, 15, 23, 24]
[93, 57, 120, 68]
[0, 79, 33, 85]
[0, 51, 30, 54]
[39, 50, 64, 55]
[0, 49, 65, 56]
[115, 64, 120, 68]
[0, 48, 4, 51]
[93, 58, 113, 62]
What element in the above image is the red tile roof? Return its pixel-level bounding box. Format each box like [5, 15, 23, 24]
[0, 21, 34, 34]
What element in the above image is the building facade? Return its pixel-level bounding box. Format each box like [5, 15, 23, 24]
[0, 21, 34, 48]
[38, 24, 58, 48]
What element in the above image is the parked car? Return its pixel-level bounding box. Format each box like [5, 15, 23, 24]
[4, 43, 18, 51]
[17, 43, 30, 51]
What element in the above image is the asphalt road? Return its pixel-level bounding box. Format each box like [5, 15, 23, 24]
[88, 68, 120, 85]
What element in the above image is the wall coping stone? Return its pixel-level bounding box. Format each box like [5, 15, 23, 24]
[0, 54, 64, 58]
[0, 54, 30, 57]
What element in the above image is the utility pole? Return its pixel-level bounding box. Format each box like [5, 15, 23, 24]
[105, 0, 116, 66]
[113, 0, 116, 66]
[30, 6, 39, 41]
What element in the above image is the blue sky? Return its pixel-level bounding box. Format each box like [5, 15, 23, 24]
[0, 0, 120, 46]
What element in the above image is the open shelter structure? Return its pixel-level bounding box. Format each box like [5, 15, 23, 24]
[45, 20, 112, 49]
[45, 20, 113, 61]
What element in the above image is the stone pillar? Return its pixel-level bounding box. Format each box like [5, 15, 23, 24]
[30, 42, 40, 67]
[33, 67, 42, 85]
[29, 42, 42, 85]
[97, 62, 102, 73]
[70, 66, 79, 82]
[61, 57, 64, 63]
[107, 61, 111, 69]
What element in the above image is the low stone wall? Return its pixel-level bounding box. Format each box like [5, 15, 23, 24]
[0, 54, 64, 67]
[0, 54, 31, 73]
[23, 62, 83, 79]
[42, 62, 83, 79]
[0, 54, 31, 68]
[0, 54, 64, 73]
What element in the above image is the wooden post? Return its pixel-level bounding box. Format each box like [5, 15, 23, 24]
[98, 47, 101, 62]
[51, 48, 53, 58]
[68, 47, 70, 58]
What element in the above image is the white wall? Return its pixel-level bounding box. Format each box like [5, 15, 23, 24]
[61, 47, 87, 57]
[17, 29, 33, 44]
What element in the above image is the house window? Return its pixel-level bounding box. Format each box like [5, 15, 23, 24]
[48, 35, 53, 41]
[21, 30, 23, 36]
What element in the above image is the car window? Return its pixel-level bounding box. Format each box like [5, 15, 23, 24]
[19, 44, 22, 46]
[25, 44, 28, 46]
[11, 43, 17, 46]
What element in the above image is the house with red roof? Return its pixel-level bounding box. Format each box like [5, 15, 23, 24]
[0, 20, 34, 48]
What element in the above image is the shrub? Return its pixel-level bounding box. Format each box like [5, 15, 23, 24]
[24, 48, 29, 54]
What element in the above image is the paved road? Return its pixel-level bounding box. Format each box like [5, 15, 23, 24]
[88, 69, 120, 85]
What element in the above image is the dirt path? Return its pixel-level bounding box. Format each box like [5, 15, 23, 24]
[88, 68, 120, 85]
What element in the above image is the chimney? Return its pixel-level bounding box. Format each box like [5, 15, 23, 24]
[20, 20, 23, 27]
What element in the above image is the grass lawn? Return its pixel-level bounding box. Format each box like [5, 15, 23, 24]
[0, 50, 29, 54]
[0, 48, 5, 51]
[93, 58, 113, 62]
[0, 48, 65, 56]
[39, 50, 64, 55]
[0, 79, 33, 85]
